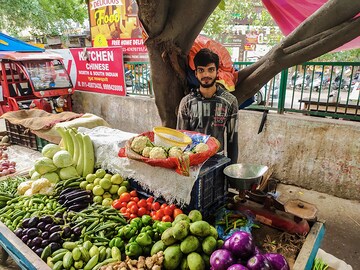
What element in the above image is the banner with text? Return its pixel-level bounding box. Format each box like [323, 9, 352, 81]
[88, 0, 148, 61]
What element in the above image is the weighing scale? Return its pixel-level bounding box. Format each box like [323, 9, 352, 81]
[223, 164, 318, 235]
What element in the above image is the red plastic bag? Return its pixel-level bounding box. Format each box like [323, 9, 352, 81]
[118, 130, 220, 176]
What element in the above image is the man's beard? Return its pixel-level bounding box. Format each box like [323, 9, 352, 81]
[199, 77, 216, 88]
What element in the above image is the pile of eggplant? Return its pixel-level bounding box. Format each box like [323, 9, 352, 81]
[13, 214, 81, 256]
[58, 188, 92, 212]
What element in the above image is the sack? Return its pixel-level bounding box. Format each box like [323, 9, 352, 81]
[118, 130, 220, 176]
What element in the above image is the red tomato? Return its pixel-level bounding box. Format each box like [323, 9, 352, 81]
[162, 215, 173, 222]
[160, 203, 168, 209]
[156, 209, 164, 219]
[146, 197, 154, 203]
[119, 192, 131, 203]
[122, 212, 130, 219]
[129, 213, 137, 219]
[120, 207, 127, 213]
[151, 202, 160, 211]
[130, 196, 139, 203]
[146, 202, 152, 210]
[169, 204, 177, 211]
[173, 208, 183, 218]
[154, 211, 163, 221]
[130, 190, 138, 197]
[163, 206, 173, 216]
[150, 211, 155, 217]
[112, 199, 122, 210]
[130, 205, 138, 214]
[120, 201, 127, 208]
[137, 207, 147, 216]
[127, 201, 137, 208]
[137, 199, 147, 208]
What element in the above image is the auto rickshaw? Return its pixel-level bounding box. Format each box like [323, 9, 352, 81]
[0, 51, 74, 115]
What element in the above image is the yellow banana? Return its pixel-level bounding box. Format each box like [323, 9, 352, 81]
[55, 127, 68, 150]
[69, 129, 79, 166]
[64, 128, 74, 158]
[82, 134, 95, 177]
[75, 133, 84, 176]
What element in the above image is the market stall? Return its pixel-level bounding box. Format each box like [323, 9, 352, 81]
[0, 112, 326, 270]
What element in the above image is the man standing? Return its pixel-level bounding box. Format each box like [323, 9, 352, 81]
[177, 48, 239, 163]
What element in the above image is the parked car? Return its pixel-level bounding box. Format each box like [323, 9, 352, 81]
[254, 80, 279, 105]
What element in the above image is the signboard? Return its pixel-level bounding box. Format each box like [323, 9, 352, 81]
[88, 0, 148, 61]
[51, 47, 126, 96]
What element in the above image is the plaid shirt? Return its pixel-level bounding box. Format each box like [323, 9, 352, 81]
[177, 85, 238, 162]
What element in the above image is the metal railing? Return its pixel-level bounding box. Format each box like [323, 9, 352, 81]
[125, 61, 360, 121]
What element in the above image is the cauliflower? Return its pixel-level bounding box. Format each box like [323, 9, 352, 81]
[168, 147, 183, 158]
[24, 188, 34, 196]
[31, 178, 51, 193]
[17, 180, 33, 195]
[194, 143, 209, 153]
[38, 184, 55, 195]
[131, 136, 152, 154]
[142, 146, 153, 158]
[149, 147, 167, 159]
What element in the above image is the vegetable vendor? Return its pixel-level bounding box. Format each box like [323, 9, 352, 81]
[177, 48, 239, 163]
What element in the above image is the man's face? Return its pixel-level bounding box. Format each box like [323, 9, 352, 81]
[195, 63, 217, 88]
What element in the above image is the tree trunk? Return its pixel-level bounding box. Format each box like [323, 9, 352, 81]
[138, 0, 360, 128]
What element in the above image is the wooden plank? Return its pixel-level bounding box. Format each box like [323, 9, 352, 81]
[293, 221, 326, 270]
[0, 222, 50, 270]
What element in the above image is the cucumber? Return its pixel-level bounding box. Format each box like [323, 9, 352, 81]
[51, 251, 67, 263]
[72, 247, 82, 261]
[84, 254, 99, 270]
[53, 261, 63, 270]
[79, 246, 90, 262]
[62, 241, 77, 250]
[63, 251, 74, 269]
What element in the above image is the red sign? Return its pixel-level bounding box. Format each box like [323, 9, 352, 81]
[70, 47, 126, 96]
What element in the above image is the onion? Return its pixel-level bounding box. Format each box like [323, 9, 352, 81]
[246, 254, 271, 270]
[263, 253, 289, 270]
[227, 231, 255, 261]
[210, 249, 235, 270]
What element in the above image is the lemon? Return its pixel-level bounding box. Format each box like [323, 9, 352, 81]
[100, 178, 112, 190]
[111, 174, 123, 185]
[93, 185, 104, 196]
[80, 181, 88, 189]
[102, 198, 113, 207]
[104, 173, 113, 179]
[94, 178, 101, 186]
[93, 195, 103, 204]
[86, 174, 97, 183]
[117, 186, 127, 196]
[103, 192, 112, 199]
[86, 183, 94, 191]
[95, 169, 106, 178]
[109, 184, 120, 194]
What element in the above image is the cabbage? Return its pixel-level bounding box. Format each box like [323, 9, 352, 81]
[31, 171, 41, 180]
[34, 157, 58, 175]
[59, 166, 79, 180]
[41, 172, 60, 184]
[41, 143, 61, 158]
[53, 150, 73, 168]
[29, 166, 36, 178]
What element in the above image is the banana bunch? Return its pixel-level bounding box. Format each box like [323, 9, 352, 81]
[56, 127, 95, 178]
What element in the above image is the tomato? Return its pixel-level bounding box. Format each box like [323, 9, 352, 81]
[130, 205, 138, 214]
[150, 211, 155, 217]
[156, 209, 164, 219]
[173, 208, 183, 218]
[146, 197, 154, 203]
[119, 192, 131, 203]
[163, 206, 173, 216]
[169, 204, 177, 211]
[122, 212, 130, 219]
[127, 201, 137, 209]
[137, 199, 147, 208]
[130, 196, 139, 203]
[137, 207, 147, 216]
[120, 201, 127, 208]
[129, 213, 137, 219]
[154, 211, 163, 221]
[160, 203, 168, 209]
[130, 190, 138, 197]
[151, 202, 161, 211]
[112, 199, 122, 210]
[120, 207, 127, 213]
[162, 215, 173, 222]
[146, 202, 152, 210]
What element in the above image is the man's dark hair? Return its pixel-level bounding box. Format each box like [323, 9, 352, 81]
[194, 48, 219, 70]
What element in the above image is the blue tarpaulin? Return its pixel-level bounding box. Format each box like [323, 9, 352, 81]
[0, 32, 44, 52]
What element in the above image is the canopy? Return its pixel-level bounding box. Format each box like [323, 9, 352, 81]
[0, 32, 44, 52]
[262, 0, 360, 51]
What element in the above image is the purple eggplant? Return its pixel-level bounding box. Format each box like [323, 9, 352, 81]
[210, 249, 235, 270]
[49, 242, 61, 252]
[35, 248, 44, 257]
[31, 237, 43, 248]
[263, 253, 290, 270]
[246, 254, 271, 270]
[27, 228, 40, 239]
[21, 235, 29, 243]
[227, 231, 255, 261]
[49, 232, 61, 242]
[227, 264, 249, 270]
[14, 228, 23, 238]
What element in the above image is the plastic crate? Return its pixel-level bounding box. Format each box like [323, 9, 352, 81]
[130, 154, 231, 218]
[5, 120, 50, 152]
